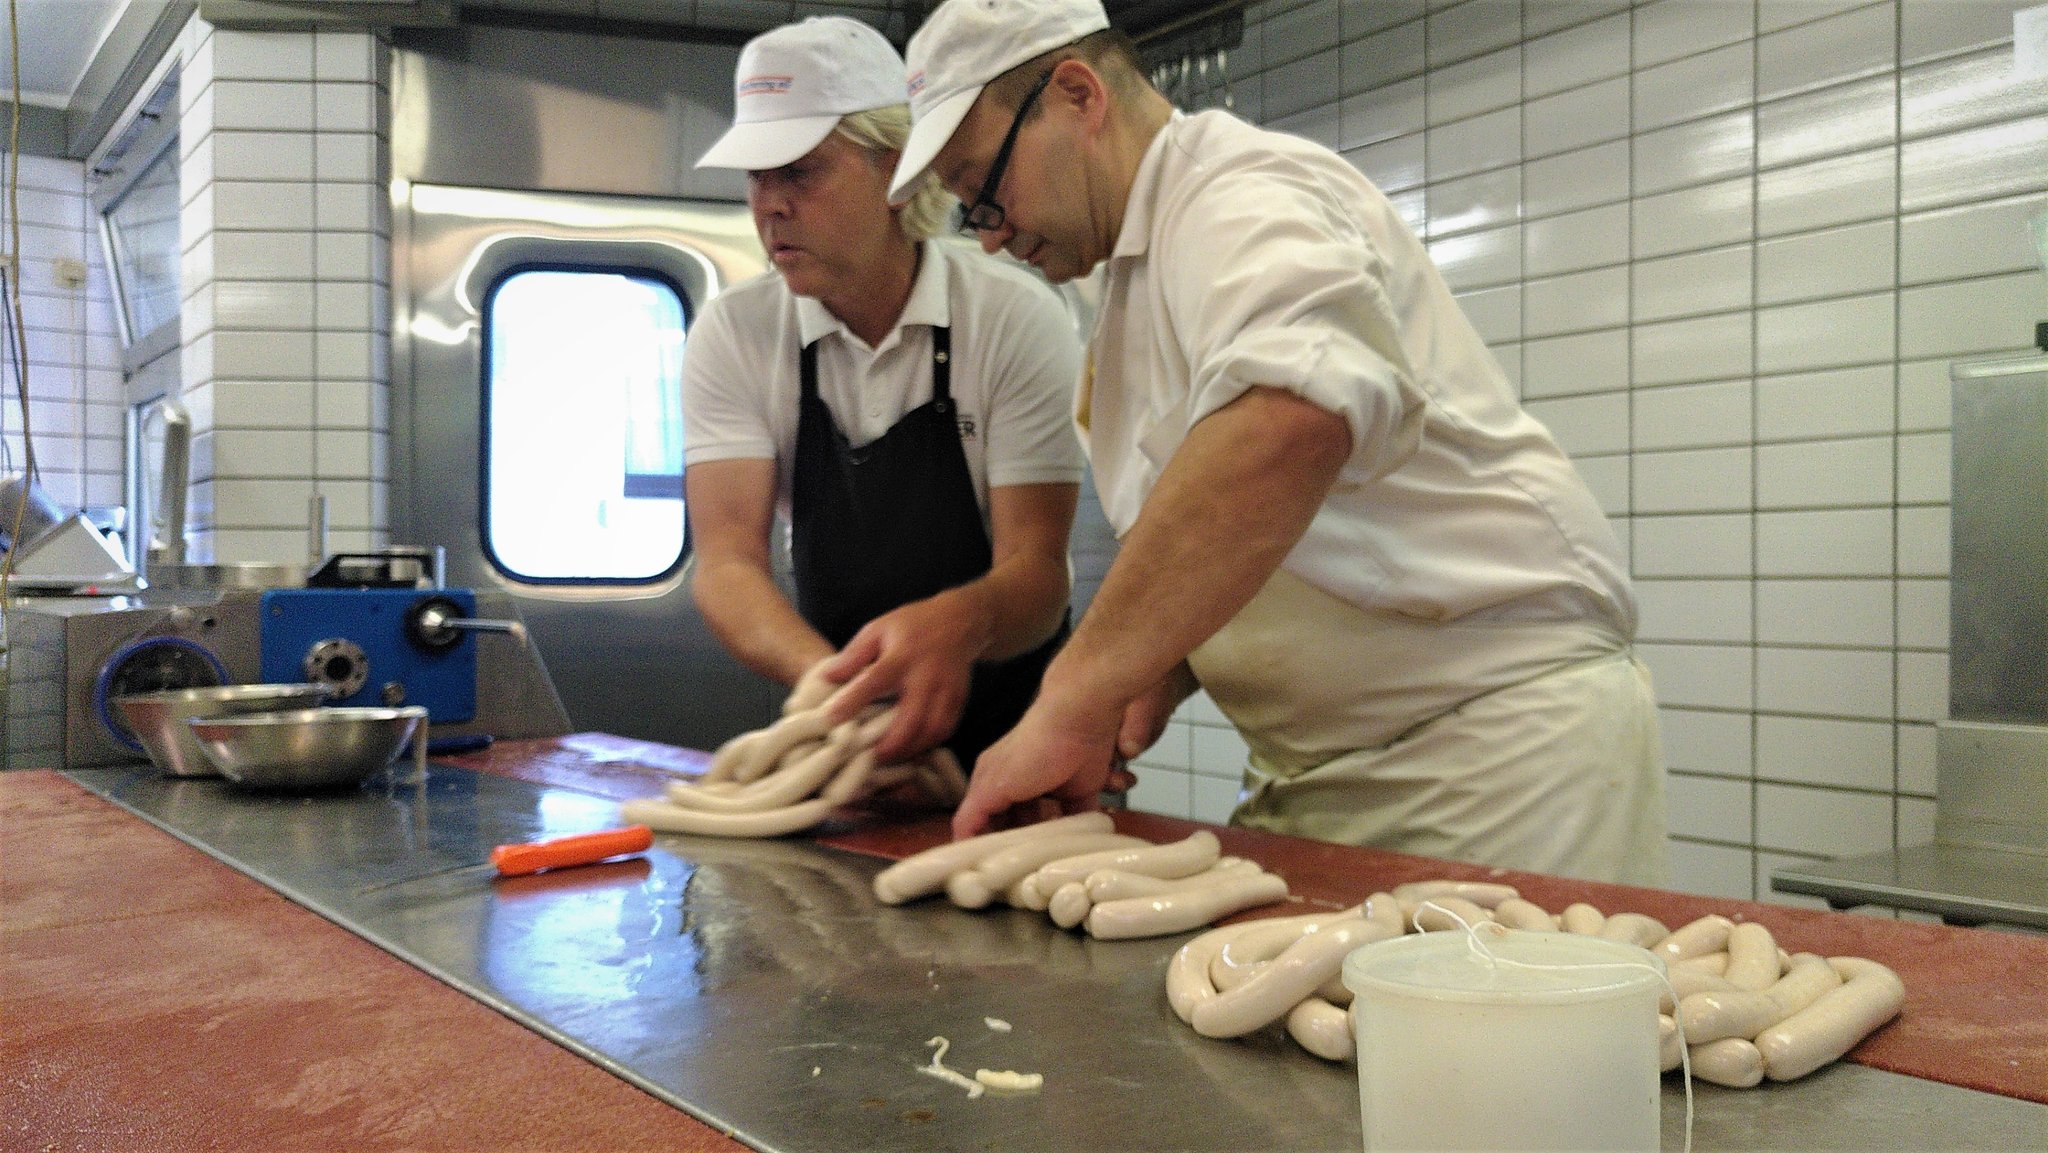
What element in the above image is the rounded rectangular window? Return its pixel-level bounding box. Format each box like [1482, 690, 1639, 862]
[483, 267, 690, 582]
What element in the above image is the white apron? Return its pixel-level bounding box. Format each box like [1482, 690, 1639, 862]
[1187, 569, 1669, 885]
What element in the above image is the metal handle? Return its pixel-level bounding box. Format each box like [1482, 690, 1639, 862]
[414, 600, 528, 647]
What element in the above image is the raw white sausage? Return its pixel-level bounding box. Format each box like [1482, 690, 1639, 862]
[946, 833, 1147, 909]
[1047, 881, 1092, 929]
[1675, 951, 1730, 976]
[1083, 859, 1263, 903]
[1193, 916, 1396, 1038]
[1560, 902, 1606, 935]
[1285, 997, 1354, 1062]
[1391, 879, 1520, 909]
[1678, 953, 1841, 1045]
[1598, 911, 1671, 950]
[1659, 1014, 1683, 1072]
[1659, 967, 1740, 1015]
[621, 795, 838, 839]
[1656, 914, 1735, 964]
[1491, 897, 1556, 932]
[1754, 956, 1905, 1082]
[1019, 831, 1221, 904]
[1690, 1038, 1765, 1088]
[1167, 920, 1266, 1024]
[1086, 870, 1291, 940]
[732, 708, 836, 783]
[1410, 895, 1492, 933]
[870, 811, 1115, 904]
[1723, 922, 1781, 991]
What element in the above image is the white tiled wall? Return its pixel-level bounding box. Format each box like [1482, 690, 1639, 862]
[1122, 0, 2048, 909]
[0, 154, 124, 515]
[177, 19, 392, 561]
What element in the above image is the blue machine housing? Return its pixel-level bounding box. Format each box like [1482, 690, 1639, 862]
[259, 588, 478, 722]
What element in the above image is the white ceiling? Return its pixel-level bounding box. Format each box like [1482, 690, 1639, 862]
[8, 0, 129, 108]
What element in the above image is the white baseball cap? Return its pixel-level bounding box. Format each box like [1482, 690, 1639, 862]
[695, 17, 906, 171]
[887, 0, 1112, 203]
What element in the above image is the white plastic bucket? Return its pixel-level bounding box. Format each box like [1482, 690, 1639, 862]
[1342, 929, 1664, 1152]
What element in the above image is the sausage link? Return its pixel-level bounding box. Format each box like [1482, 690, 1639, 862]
[1023, 831, 1221, 898]
[1492, 897, 1556, 932]
[1754, 956, 1905, 1082]
[871, 811, 1116, 905]
[1410, 895, 1492, 933]
[1193, 916, 1395, 1038]
[946, 833, 1148, 909]
[1560, 902, 1606, 935]
[1086, 870, 1291, 940]
[1598, 911, 1671, 950]
[1659, 966, 1740, 1015]
[1655, 914, 1735, 964]
[1047, 881, 1092, 929]
[732, 708, 836, 784]
[1659, 1014, 1683, 1072]
[620, 795, 837, 839]
[1723, 922, 1781, 991]
[1084, 859, 1263, 903]
[1675, 951, 1730, 976]
[1208, 907, 1360, 994]
[1391, 879, 1520, 909]
[1285, 997, 1355, 1062]
[1166, 920, 1267, 1024]
[1678, 954, 1841, 1045]
[1689, 1038, 1765, 1088]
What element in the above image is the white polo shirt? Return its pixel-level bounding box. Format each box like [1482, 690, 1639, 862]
[683, 240, 1085, 528]
[1088, 110, 1636, 636]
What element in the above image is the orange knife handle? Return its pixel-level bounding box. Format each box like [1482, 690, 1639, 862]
[491, 825, 654, 876]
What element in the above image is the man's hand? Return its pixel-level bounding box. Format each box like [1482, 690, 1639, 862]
[952, 692, 1124, 839]
[816, 593, 988, 763]
[1117, 662, 1199, 761]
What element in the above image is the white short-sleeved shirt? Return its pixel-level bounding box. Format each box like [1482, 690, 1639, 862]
[683, 240, 1085, 530]
[1088, 110, 1637, 637]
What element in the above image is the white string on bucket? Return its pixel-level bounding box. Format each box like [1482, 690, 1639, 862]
[1417, 899, 1696, 1153]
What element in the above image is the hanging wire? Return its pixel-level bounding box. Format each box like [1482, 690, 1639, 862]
[3, 0, 34, 618]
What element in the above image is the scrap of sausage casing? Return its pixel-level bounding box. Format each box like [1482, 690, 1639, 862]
[1087, 870, 1291, 940]
[871, 811, 1116, 905]
[1753, 956, 1905, 1082]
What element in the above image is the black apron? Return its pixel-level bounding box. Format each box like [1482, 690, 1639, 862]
[791, 327, 1067, 770]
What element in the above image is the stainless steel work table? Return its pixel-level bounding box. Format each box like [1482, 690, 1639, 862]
[40, 755, 2048, 1153]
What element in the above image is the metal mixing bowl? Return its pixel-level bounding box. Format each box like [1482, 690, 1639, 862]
[113, 683, 330, 777]
[188, 706, 424, 790]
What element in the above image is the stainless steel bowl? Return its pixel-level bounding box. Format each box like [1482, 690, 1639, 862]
[113, 683, 330, 777]
[188, 706, 424, 790]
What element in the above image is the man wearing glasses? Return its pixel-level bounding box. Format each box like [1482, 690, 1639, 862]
[866, 0, 1667, 885]
[683, 17, 1085, 772]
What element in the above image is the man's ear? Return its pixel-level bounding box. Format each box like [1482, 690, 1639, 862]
[1048, 57, 1110, 132]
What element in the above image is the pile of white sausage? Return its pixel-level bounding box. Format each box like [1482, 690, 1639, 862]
[619, 703, 968, 838]
[871, 811, 1293, 940]
[1167, 879, 1907, 1087]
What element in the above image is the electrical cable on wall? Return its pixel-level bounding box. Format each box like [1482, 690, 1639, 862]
[2, 0, 38, 697]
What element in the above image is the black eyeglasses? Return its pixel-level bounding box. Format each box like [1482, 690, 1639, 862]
[954, 70, 1054, 235]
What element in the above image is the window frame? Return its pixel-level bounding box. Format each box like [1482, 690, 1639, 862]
[476, 259, 695, 587]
